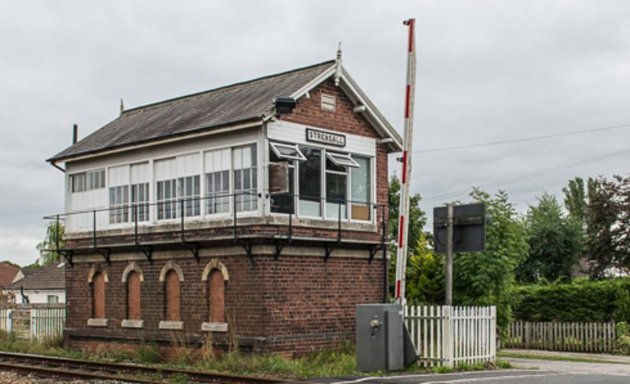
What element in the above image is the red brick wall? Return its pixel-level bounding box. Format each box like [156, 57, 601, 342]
[280, 78, 390, 224]
[65, 251, 383, 355]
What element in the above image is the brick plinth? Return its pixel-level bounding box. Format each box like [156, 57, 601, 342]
[65, 251, 384, 356]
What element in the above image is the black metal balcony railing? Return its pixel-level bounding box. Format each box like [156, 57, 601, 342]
[43, 192, 388, 267]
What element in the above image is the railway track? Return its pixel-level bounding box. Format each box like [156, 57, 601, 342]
[0, 351, 284, 383]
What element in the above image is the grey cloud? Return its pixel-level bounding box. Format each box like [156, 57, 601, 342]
[1, 0, 630, 265]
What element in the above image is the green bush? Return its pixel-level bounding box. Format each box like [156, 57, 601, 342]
[616, 322, 630, 355]
[513, 278, 630, 322]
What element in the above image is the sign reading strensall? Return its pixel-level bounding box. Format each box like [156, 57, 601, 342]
[306, 128, 346, 147]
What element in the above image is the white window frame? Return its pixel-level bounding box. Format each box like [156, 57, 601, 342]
[269, 142, 307, 161]
[326, 152, 360, 168]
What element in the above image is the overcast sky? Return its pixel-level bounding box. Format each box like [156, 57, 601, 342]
[1, 1, 629, 266]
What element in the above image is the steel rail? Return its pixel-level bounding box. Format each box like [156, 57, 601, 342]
[0, 351, 283, 384]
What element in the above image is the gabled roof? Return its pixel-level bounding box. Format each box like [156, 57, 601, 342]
[49, 59, 401, 163]
[10, 263, 65, 291]
[0, 263, 20, 289]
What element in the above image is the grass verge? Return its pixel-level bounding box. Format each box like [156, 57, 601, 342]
[0, 332, 508, 379]
[498, 351, 624, 364]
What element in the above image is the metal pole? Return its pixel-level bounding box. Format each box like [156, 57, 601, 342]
[394, 18, 417, 305]
[381, 204, 388, 303]
[445, 203, 453, 306]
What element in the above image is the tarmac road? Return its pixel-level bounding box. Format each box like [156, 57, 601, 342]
[325, 367, 630, 384]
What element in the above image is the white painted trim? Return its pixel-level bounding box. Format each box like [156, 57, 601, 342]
[55, 120, 262, 164]
[290, 65, 337, 101]
[288, 64, 402, 151]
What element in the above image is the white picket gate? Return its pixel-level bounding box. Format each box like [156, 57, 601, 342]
[0, 309, 12, 333]
[404, 305, 496, 367]
[30, 307, 65, 342]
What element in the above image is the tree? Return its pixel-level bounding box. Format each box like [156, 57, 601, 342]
[585, 176, 619, 278]
[453, 188, 528, 332]
[612, 175, 630, 271]
[516, 193, 584, 283]
[387, 175, 427, 298]
[36, 222, 65, 266]
[406, 233, 445, 305]
[563, 177, 587, 226]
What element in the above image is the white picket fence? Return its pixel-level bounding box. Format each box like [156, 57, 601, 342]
[0, 306, 65, 342]
[30, 308, 65, 342]
[505, 321, 616, 353]
[404, 305, 496, 367]
[0, 309, 12, 333]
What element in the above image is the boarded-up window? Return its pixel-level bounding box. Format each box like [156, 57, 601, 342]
[127, 271, 141, 320]
[208, 269, 225, 323]
[321, 93, 336, 111]
[93, 272, 106, 319]
[165, 270, 181, 321]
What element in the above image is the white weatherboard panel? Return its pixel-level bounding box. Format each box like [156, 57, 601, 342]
[67, 189, 108, 231]
[176, 153, 201, 176]
[205, 148, 230, 172]
[108, 165, 129, 187]
[62, 127, 262, 232]
[267, 121, 376, 157]
[130, 162, 149, 183]
[65, 128, 259, 173]
[154, 158, 176, 180]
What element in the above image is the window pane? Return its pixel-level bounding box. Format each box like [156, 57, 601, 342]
[351, 156, 370, 220]
[326, 172, 347, 219]
[271, 167, 294, 214]
[326, 173, 346, 202]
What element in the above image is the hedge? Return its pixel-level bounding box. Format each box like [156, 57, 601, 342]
[512, 278, 630, 323]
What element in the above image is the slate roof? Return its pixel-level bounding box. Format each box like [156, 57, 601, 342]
[49, 60, 337, 162]
[0, 263, 20, 289]
[10, 263, 65, 291]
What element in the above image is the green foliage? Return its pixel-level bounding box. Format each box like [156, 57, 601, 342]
[563, 177, 587, 225]
[585, 176, 619, 278]
[36, 222, 65, 266]
[516, 193, 584, 283]
[388, 175, 426, 253]
[513, 278, 630, 322]
[615, 322, 630, 355]
[453, 189, 528, 333]
[612, 175, 630, 270]
[388, 175, 427, 297]
[406, 233, 444, 304]
[137, 343, 160, 364]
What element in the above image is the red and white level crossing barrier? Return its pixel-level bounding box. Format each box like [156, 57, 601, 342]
[394, 18, 417, 305]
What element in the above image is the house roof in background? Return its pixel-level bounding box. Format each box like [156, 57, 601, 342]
[49, 60, 337, 162]
[10, 263, 65, 291]
[0, 263, 20, 289]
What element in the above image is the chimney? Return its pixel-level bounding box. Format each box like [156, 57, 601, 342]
[72, 124, 78, 144]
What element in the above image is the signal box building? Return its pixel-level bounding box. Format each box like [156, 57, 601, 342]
[48, 57, 401, 355]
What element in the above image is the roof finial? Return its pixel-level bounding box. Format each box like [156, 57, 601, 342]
[334, 41, 342, 86]
[336, 41, 342, 62]
[120, 98, 125, 115]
